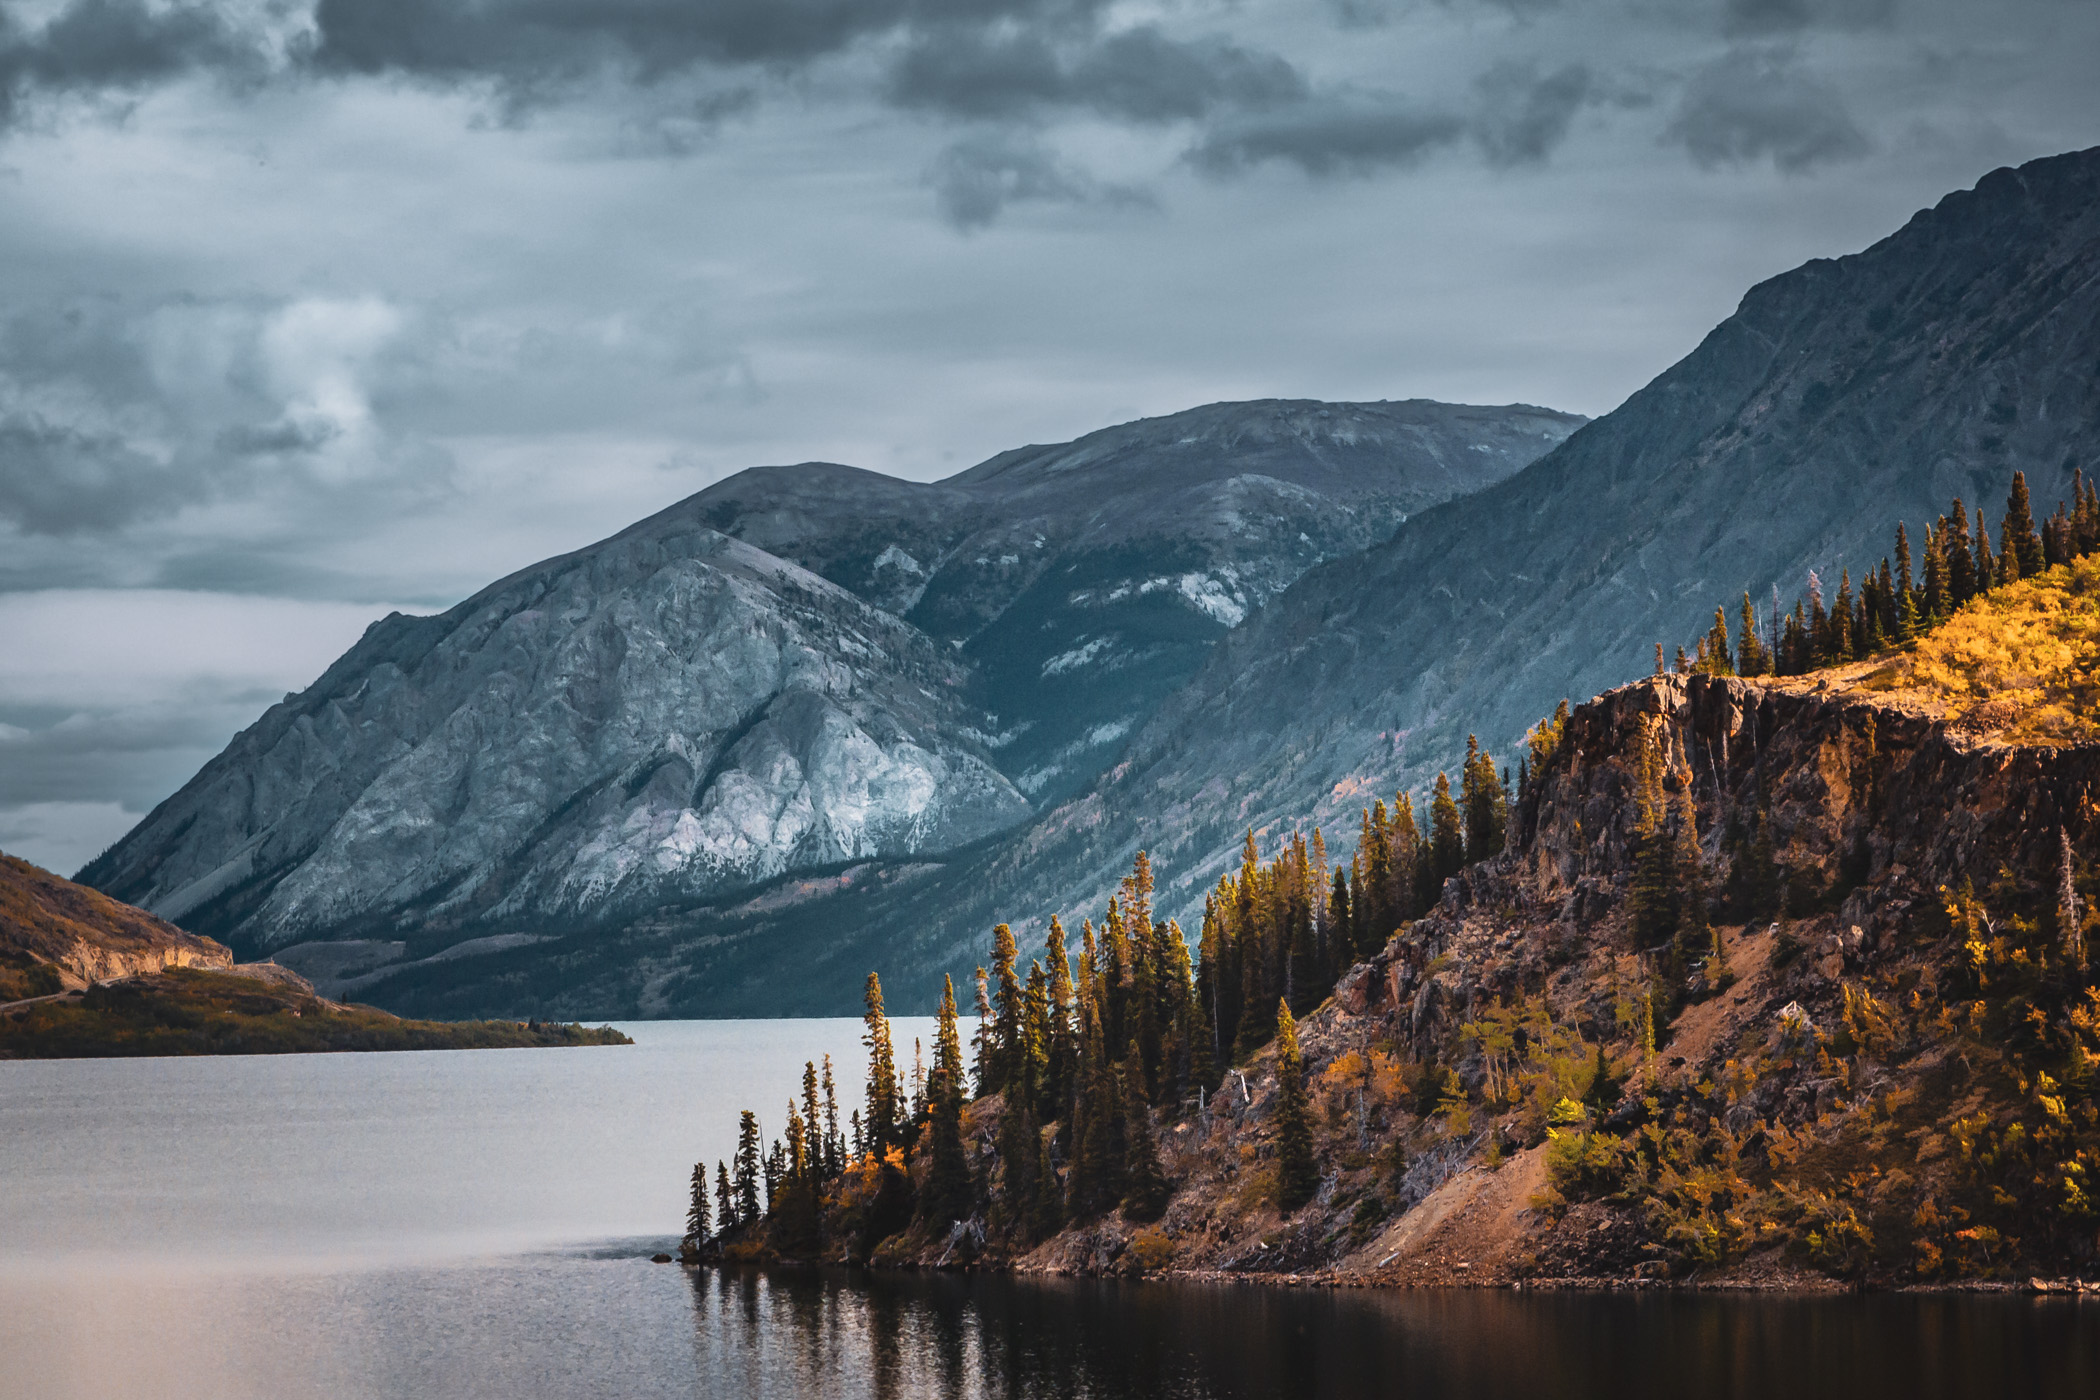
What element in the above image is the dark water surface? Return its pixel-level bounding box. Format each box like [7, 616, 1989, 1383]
[3, 1020, 2093, 1398]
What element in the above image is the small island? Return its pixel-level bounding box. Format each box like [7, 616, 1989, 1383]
[0, 853, 629, 1059]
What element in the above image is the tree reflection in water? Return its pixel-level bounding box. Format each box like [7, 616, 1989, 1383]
[683, 1267, 2097, 1400]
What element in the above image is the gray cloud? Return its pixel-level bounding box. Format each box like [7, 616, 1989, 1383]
[1664, 46, 1870, 171]
[1722, 0, 1896, 37]
[0, 0, 261, 127]
[308, 0, 1109, 89]
[0, 411, 196, 533]
[1471, 60, 1594, 166]
[929, 133, 1150, 228]
[1187, 92, 1467, 177]
[890, 24, 1307, 124]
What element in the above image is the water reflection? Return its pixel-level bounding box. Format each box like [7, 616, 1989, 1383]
[685, 1267, 2100, 1400]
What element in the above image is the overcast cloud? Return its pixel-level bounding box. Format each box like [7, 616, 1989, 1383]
[0, 0, 2095, 873]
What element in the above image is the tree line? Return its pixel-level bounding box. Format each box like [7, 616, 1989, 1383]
[1667, 470, 2100, 678]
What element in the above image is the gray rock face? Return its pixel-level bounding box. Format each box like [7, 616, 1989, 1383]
[695, 399, 1583, 802]
[82, 520, 1029, 952]
[83, 398, 1575, 970]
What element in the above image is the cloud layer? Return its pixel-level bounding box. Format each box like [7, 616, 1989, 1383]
[0, 0, 2094, 869]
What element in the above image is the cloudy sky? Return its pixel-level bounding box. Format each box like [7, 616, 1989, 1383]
[0, 0, 2095, 875]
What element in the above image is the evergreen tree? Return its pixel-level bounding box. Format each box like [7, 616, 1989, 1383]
[1975, 517, 1995, 593]
[1122, 1066, 1172, 1221]
[1700, 605, 1734, 675]
[986, 922, 1025, 1098]
[1672, 791, 1710, 967]
[1736, 593, 1767, 676]
[1946, 500, 1974, 606]
[1042, 917, 1078, 1114]
[685, 1161, 711, 1246]
[1460, 737, 1507, 861]
[820, 1055, 843, 1179]
[923, 976, 974, 1224]
[2003, 470, 2044, 579]
[862, 973, 902, 1158]
[1894, 523, 1915, 621]
[776, 1102, 821, 1253]
[1273, 1000, 1319, 1212]
[715, 1160, 735, 1231]
[1629, 731, 1676, 948]
[733, 1110, 763, 1224]
[1429, 772, 1465, 887]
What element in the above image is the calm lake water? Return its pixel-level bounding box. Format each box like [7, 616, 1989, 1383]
[3, 1019, 2094, 1399]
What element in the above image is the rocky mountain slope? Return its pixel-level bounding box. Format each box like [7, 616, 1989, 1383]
[693, 399, 1580, 803]
[81, 400, 1571, 992]
[706, 552, 2100, 1284]
[362, 146, 2100, 1022]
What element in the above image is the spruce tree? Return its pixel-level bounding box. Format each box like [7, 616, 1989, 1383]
[2003, 470, 2044, 579]
[1975, 518, 1995, 592]
[1460, 737, 1507, 862]
[715, 1160, 735, 1231]
[987, 922, 1025, 1098]
[1122, 1065, 1172, 1221]
[862, 973, 902, 1158]
[685, 1161, 711, 1247]
[1736, 592, 1767, 675]
[733, 1110, 763, 1224]
[924, 976, 974, 1224]
[1672, 791, 1710, 967]
[820, 1055, 843, 1179]
[1429, 772, 1465, 886]
[1273, 1000, 1319, 1212]
[1043, 917, 1078, 1114]
[1629, 732, 1676, 948]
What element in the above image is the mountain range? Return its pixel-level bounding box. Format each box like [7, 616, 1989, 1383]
[77, 145, 2100, 1018]
[78, 400, 1578, 1006]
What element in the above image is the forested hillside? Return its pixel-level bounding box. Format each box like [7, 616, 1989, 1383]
[692, 473, 2100, 1286]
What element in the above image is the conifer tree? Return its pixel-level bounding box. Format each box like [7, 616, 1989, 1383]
[685, 1161, 711, 1247]
[2003, 470, 2044, 579]
[1429, 772, 1465, 887]
[862, 973, 902, 1158]
[1895, 522, 1914, 615]
[986, 922, 1025, 1098]
[733, 1110, 763, 1224]
[820, 1055, 843, 1179]
[1273, 1001, 1319, 1212]
[1949, 501, 1975, 604]
[715, 1160, 735, 1231]
[924, 976, 974, 1224]
[1460, 737, 1507, 862]
[1736, 592, 1768, 675]
[776, 1102, 820, 1253]
[1629, 731, 1676, 948]
[1042, 917, 1078, 1113]
[1700, 606, 1734, 675]
[1122, 1066, 1171, 1221]
[1671, 790, 1710, 966]
[1975, 518, 1995, 593]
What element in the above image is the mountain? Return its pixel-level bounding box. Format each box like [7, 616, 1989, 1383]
[80, 399, 1575, 987]
[692, 399, 1581, 803]
[345, 145, 2100, 1022]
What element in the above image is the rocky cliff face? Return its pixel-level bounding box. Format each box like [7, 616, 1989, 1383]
[83, 399, 1572, 981]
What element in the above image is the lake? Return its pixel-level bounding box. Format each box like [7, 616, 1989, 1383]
[3, 1019, 2094, 1399]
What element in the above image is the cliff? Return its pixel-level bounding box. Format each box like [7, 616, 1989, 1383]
[707, 635, 2100, 1286]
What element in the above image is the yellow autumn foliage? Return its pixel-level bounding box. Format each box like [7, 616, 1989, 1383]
[1857, 553, 2100, 743]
